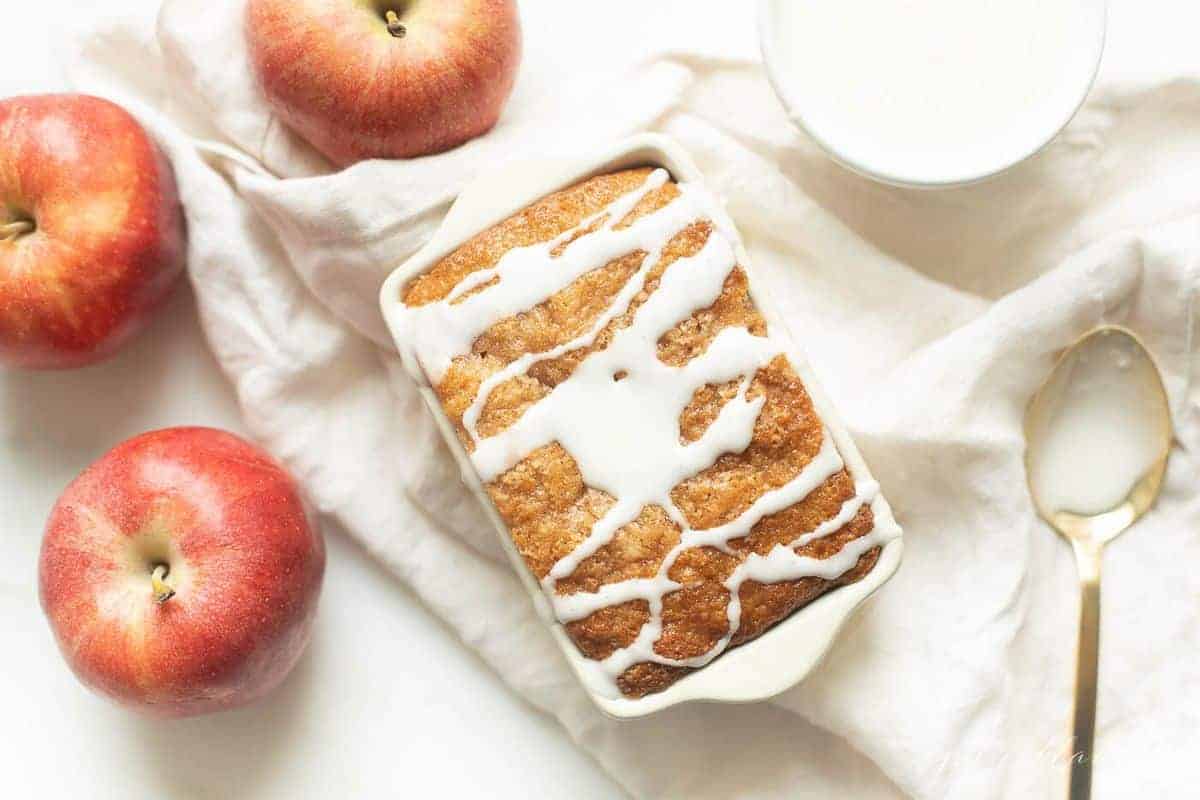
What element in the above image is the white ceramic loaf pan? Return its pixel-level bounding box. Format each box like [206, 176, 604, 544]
[378, 133, 903, 719]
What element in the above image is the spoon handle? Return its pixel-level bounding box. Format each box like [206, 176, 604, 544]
[1069, 539, 1102, 800]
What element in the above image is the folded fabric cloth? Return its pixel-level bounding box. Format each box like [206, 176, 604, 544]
[70, 1, 1200, 797]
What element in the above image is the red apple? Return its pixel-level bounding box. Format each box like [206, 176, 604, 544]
[0, 94, 186, 370]
[38, 427, 325, 718]
[245, 0, 522, 166]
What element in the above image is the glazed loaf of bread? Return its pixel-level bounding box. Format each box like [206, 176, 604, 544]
[390, 167, 897, 699]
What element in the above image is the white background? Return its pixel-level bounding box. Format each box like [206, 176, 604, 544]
[0, 2, 623, 797]
[6, 1, 1200, 798]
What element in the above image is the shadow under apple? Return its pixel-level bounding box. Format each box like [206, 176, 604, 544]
[1, 283, 243, 515]
[123, 637, 320, 800]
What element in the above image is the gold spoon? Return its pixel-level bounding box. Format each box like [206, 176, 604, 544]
[1024, 325, 1172, 799]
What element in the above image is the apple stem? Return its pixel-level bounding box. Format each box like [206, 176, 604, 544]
[385, 10, 406, 38]
[0, 220, 34, 242]
[151, 564, 176, 604]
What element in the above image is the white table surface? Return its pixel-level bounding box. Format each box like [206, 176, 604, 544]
[7, 2, 1200, 798]
[0, 3, 623, 798]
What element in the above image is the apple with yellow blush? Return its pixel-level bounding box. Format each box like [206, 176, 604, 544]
[39, 427, 326, 718]
[0, 94, 186, 369]
[245, 0, 522, 166]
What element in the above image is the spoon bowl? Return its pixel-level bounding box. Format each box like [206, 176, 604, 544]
[1024, 325, 1172, 799]
[1027, 325, 1171, 543]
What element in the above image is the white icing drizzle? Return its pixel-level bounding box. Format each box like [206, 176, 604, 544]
[393, 169, 900, 698]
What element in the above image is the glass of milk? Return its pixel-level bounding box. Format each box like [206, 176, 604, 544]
[759, 0, 1107, 187]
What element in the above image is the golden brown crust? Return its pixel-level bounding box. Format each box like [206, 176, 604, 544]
[403, 168, 659, 306]
[566, 601, 650, 661]
[555, 505, 681, 596]
[487, 443, 613, 579]
[670, 355, 825, 531]
[404, 168, 879, 698]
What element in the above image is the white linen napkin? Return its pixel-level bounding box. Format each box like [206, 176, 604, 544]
[69, 1, 1200, 797]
